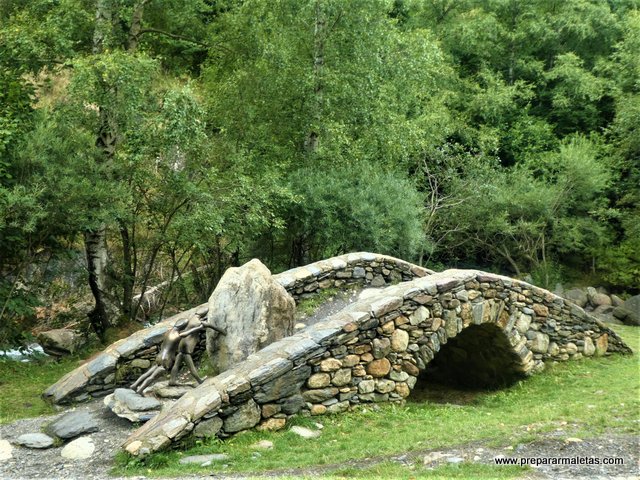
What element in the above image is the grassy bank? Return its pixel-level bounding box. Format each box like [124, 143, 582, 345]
[112, 324, 639, 479]
[0, 354, 89, 423]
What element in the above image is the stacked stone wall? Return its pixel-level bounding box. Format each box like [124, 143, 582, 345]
[44, 253, 432, 404]
[122, 269, 631, 456]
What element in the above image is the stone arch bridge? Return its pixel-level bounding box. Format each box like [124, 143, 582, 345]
[43, 253, 631, 456]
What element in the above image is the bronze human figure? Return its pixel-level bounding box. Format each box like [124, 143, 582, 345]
[169, 315, 225, 386]
[131, 315, 225, 393]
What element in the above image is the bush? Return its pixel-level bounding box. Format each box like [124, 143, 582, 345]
[282, 162, 425, 265]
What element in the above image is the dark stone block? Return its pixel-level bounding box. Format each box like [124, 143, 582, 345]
[280, 394, 306, 415]
[254, 365, 311, 404]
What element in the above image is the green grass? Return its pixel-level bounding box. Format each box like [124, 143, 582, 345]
[112, 324, 639, 479]
[296, 287, 341, 317]
[0, 353, 90, 423]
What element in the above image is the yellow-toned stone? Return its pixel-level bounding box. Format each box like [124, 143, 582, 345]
[595, 334, 608, 356]
[319, 358, 342, 372]
[402, 361, 419, 376]
[343, 322, 358, 333]
[342, 354, 360, 367]
[257, 418, 286, 431]
[361, 353, 374, 363]
[431, 318, 442, 331]
[367, 358, 391, 377]
[390, 329, 409, 352]
[311, 404, 327, 416]
[460, 303, 472, 326]
[395, 383, 411, 398]
[352, 365, 366, 376]
[497, 309, 510, 328]
[381, 321, 395, 334]
[307, 373, 331, 388]
[125, 441, 142, 455]
[533, 304, 549, 317]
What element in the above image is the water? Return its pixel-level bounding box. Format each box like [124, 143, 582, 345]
[0, 343, 47, 362]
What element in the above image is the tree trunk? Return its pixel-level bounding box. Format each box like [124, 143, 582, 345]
[84, 0, 116, 338]
[93, 0, 112, 54]
[498, 245, 522, 278]
[304, 0, 325, 156]
[84, 227, 111, 337]
[119, 222, 135, 320]
[127, 0, 150, 51]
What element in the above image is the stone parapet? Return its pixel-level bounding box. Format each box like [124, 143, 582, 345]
[43, 253, 432, 404]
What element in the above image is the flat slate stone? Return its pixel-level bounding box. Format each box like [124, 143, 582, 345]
[222, 399, 260, 433]
[115, 388, 162, 411]
[85, 353, 117, 376]
[43, 368, 89, 404]
[104, 388, 163, 423]
[47, 411, 99, 440]
[152, 382, 196, 399]
[15, 433, 55, 449]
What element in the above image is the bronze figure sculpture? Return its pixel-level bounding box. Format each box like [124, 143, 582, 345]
[131, 315, 225, 393]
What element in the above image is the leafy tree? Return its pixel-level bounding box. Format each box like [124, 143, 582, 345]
[599, 10, 640, 290]
[202, 0, 453, 170]
[0, 0, 249, 337]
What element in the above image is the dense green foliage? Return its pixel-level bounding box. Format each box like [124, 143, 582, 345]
[1, 0, 638, 346]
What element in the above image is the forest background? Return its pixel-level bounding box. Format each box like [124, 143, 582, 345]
[1, 0, 638, 348]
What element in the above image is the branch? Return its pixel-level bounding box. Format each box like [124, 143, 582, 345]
[137, 28, 209, 49]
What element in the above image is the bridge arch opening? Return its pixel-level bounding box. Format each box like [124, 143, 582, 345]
[413, 324, 525, 400]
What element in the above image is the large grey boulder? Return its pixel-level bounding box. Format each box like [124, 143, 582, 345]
[611, 294, 625, 308]
[613, 295, 640, 326]
[590, 292, 612, 307]
[592, 304, 622, 325]
[37, 329, 83, 356]
[563, 288, 588, 308]
[206, 259, 295, 372]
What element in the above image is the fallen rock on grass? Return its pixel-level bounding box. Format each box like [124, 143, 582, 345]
[290, 426, 321, 439]
[179, 453, 228, 465]
[250, 440, 274, 450]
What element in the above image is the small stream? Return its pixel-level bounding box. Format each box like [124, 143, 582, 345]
[0, 343, 47, 362]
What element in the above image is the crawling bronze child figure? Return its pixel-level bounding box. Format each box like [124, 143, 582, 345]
[131, 316, 225, 393]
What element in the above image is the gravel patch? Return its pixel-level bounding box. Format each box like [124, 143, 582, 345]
[0, 400, 138, 480]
